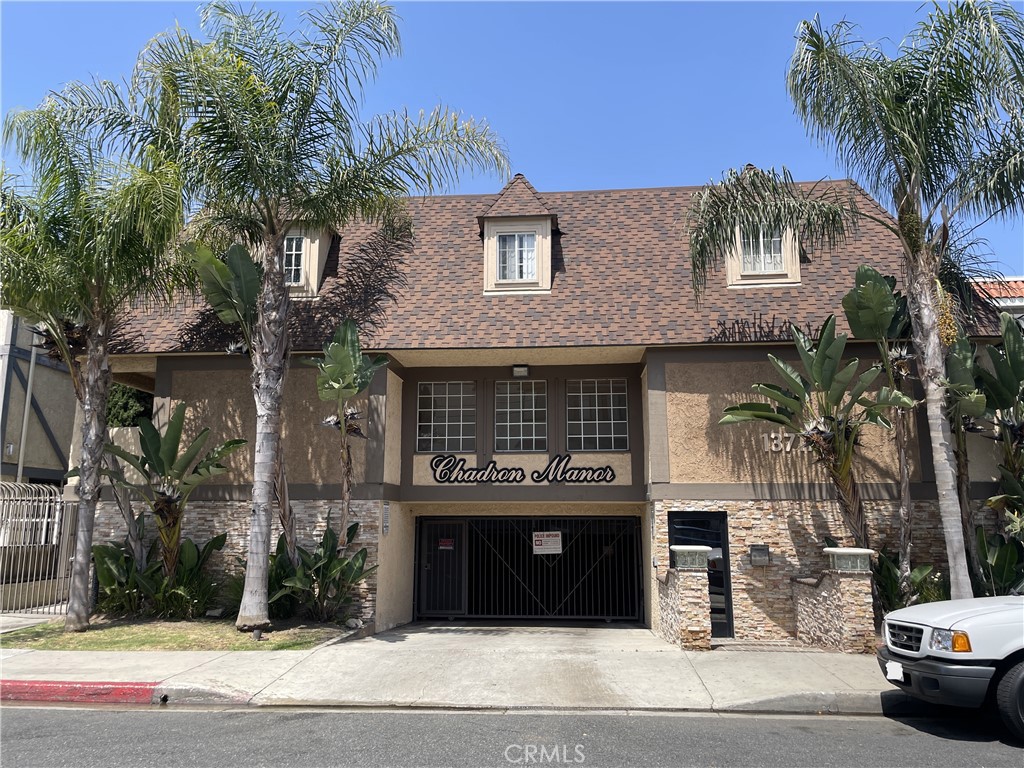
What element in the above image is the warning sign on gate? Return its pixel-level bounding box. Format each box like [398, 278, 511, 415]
[533, 531, 562, 555]
[438, 538, 455, 550]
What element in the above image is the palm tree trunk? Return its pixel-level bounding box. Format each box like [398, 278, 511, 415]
[894, 408, 914, 602]
[65, 317, 112, 632]
[908, 269, 972, 600]
[236, 238, 289, 632]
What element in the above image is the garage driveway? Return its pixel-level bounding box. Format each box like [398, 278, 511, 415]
[246, 622, 886, 710]
[253, 622, 709, 709]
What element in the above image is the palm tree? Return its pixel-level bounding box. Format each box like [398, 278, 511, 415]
[687, 1, 1024, 599]
[0, 111, 184, 631]
[52, 0, 508, 631]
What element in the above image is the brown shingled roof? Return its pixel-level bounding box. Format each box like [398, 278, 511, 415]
[482, 173, 552, 218]
[113, 178, 959, 355]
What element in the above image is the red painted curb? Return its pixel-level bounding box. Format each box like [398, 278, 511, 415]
[0, 680, 158, 704]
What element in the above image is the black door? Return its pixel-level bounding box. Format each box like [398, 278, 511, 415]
[418, 520, 467, 616]
[416, 517, 642, 621]
[667, 511, 733, 638]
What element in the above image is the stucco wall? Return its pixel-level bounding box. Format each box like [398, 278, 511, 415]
[664, 359, 920, 486]
[2, 362, 76, 478]
[170, 366, 368, 487]
[384, 371, 402, 486]
[375, 500, 415, 631]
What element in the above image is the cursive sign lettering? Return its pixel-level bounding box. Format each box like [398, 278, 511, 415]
[430, 453, 615, 485]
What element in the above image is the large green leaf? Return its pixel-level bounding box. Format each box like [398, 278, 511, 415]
[137, 417, 165, 476]
[842, 266, 897, 340]
[768, 354, 810, 398]
[752, 383, 802, 414]
[720, 404, 796, 428]
[1001, 312, 1024, 385]
[171, 429, 212, 477]
[159, 402, 187, 477]
[826, 359, 860, 408]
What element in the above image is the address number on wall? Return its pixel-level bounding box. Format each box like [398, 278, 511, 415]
[760, 432, 812, 453]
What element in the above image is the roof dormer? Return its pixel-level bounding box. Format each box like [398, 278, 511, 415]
[480, 174, 557, 295]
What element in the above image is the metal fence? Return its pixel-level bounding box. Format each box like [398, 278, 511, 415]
[0, 483, 76, 614]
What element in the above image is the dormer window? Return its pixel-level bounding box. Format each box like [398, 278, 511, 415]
[498, 233, 537, 282]
[741, 227, 784, 275]
[283, 235, 304, 285]
[726, 225, 800, 287]
[483, 218, 552, 293]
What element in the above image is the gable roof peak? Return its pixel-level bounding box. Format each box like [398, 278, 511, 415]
[483, 173, 552, 218]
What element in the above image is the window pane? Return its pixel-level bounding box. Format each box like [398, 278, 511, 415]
[566, 379, 629, 451]
[416, 382, 476, 452]
[494, 380, 547, 452]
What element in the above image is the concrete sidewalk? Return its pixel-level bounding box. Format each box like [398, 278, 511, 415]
[0, 622, 916, 715]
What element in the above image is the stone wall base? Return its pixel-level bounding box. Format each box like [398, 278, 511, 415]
[655, 568, 711, 650]
[792, 570, 875, 653]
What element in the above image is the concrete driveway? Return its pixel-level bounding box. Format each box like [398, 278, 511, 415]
[247, 622, 885, 711]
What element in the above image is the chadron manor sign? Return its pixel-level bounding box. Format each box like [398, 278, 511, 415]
[430, 454, 616, 484]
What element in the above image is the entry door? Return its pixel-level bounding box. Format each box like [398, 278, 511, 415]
[417, 520, 467, 617]
[667, 511, 733, 637]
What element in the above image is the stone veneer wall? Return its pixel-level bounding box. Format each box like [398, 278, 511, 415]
[655, 568, 711, 650]
[653, 498, 999, 642]
[92, 497, 381, 623]
[791, 570, 875, 653]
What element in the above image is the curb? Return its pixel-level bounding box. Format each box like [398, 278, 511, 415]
[0, 680, 158, 705]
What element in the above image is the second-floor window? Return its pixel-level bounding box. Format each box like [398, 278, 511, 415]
[567, 378, 628, 451]
[497, 233, 537, 282]
[495, 380, 547, 452]
[417, 381, 477, 452]
[283, 235, 304, 285]
[740, 227, 784, 274]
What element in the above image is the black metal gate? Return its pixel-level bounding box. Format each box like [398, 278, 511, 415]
[417, 516, 642, 621]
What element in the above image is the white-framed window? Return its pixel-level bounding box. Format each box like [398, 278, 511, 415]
[483, 218, 552, 293]
[566, 379, 628, 452]
[497, 233, 537, 282]
[495, 380, 547, 452]
[283, 235, 304, 285]
[417, 381, 476, 453]
[741, 227, 784, 274]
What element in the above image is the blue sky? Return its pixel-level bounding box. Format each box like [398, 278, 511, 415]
[2, 1, 1021, 274]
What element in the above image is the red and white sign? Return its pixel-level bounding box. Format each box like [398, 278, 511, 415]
[533, 531, 563, 555]
[438, 538, 455, 551]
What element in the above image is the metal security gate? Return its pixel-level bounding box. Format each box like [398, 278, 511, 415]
[0, 483, 76, 614]
[417, 516, 642, 621]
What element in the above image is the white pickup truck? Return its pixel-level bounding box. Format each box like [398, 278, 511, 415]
[877, 595, 1024, 740]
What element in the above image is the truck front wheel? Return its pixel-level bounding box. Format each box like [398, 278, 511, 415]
[996, 660, 1024, 742]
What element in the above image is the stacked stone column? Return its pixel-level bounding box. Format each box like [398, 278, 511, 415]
[655, 545, 712, 650]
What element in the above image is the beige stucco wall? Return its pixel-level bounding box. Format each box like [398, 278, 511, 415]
[664, 359, 923, 486]
[405, 502, 645, 518]
[374, 500, 415, 631]
[383, 371, 402, 486]
[412, 452, 632, 486]
[170, 366, 367, 486]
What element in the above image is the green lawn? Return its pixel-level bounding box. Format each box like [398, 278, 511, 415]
[0, 617, 347, 651]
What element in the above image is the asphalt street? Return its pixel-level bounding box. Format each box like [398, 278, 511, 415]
[0, 707, 1020, 768]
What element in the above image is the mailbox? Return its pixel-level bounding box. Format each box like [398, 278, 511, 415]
[749, 544, 771, 566]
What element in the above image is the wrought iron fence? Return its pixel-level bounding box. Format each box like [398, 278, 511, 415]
[0, 483, 76, 614]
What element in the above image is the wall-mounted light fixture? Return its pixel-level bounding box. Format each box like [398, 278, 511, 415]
[749, 544, 771, 566]
[511, 365, 530, 378]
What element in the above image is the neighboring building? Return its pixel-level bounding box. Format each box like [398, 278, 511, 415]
[94, 175, 1004, 644]
[0, 311, 75, 484]
[976, 278, 1024, 327]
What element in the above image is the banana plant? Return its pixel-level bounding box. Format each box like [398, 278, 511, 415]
[307, 320, 388, 543]
[979, 313, 1024, 539]
[842, 265, 918, 598]
[721, 315, 914, 547]
[100, 402, 246, 582]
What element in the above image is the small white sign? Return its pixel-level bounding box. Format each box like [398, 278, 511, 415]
[885, 660, 904, 681]
[533, 531, 563, 555]
[381, 501, 390, 535]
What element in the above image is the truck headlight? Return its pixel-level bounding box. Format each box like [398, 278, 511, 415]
[929, 629, 972, 652]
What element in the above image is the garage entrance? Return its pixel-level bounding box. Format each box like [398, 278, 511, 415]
[416, 516, 642, 621]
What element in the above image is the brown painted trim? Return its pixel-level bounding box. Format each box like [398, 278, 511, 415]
[399, 484, 645, 503]
[100, 482, 396, 503]
[112, 372, 156, 393]
[400, 364, 645, 498]
[647, 481, 1000, 501]
[643, 351, 669, 485]
[648, 340, 883, 366]
[364, 369, 387, 485]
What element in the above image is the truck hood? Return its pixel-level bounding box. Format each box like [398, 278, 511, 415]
[884, 596, 1024, 629]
